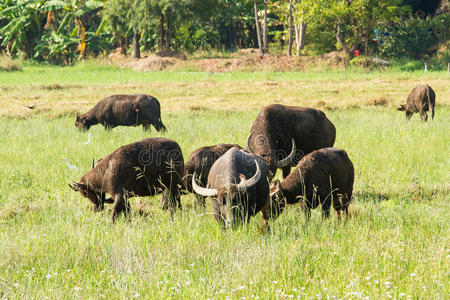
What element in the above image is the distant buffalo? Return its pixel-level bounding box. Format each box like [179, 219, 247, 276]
[398, 85, 435, 121]
[69, 138, 184, 222]
[183, 143, 242, 208]
[247, 104, 336, 179]
[192, 147, 270, 228]
[267, 147, 354, 221]
[75, 94, 167, 131]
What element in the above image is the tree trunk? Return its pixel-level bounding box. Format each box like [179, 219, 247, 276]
[133, 27, 140, 59]
[294, 22, 306, 56]
[288, 0, 293, 56]
[263, 0, 268, 54]
[254, 0, 263, 55]
[159, 13, 165, 52]
[165, 10, 171, 50]
[119, 35, 127, 55]
[336, 22, 351, 57]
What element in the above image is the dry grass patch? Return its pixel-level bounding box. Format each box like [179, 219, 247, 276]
[0, 55, 22, 72]
[367, 96, 390, 107]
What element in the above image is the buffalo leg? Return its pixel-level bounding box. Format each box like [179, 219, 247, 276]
[282, 166, 291, 178]
[321, 197, 331, 219]
[142, 121, 151, 131]
[111, 193, 130, 223]
[406, 111, 413, 120]
[298, 200, 311, 221]
[333, 194, 345, 220]
[163, 189, 182, 218]
[420, 109, 428, 122]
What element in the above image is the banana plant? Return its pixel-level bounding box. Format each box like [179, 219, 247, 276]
[41, 0, 104, 59]
[0, 0, 48, 57]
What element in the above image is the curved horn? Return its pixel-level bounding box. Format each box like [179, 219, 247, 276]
[236, 160, 262, 192]
[192, 172, 217, 197]
[276, 138, 296, 168]
[245, 131, 255, 153]
[91, 158, 95, 169]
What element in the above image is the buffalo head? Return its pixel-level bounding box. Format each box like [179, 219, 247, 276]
[192, 160, 262, 227]
[75, 114, 91, 131]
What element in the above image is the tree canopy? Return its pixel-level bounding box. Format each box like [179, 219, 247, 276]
[0, 0, 448, 64]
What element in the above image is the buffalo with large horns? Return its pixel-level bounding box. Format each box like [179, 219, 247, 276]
[192, 147, 270, 227]
[183, 143, 242, 208]
[246, 104, 336, 179]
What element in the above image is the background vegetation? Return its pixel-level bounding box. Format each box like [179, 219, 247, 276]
[0, 0, 448, 65]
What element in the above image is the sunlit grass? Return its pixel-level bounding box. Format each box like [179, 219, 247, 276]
[0, 105, 448, 298]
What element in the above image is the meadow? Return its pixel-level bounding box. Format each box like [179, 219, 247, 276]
[0, 62, 448, 299]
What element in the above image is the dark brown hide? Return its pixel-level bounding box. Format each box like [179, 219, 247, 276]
[247, 104, 336, 179]
[75, 94, 166, 131]
[183, 143, 242, 207]
[397, 85, 435, 121]
[193, 147, 270, 227]
[266, 147, 354, 221]
[69, 138, 184, 222]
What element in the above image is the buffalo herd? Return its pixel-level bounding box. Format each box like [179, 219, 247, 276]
[70, 84, 436, 227]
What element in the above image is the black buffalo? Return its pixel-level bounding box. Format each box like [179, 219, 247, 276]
[247, 104, 336, 179]
[183, 143, 242, 208]
[267, 147, 354, 221]
[192, 147, 270, 228]
[75, 94, 166, 131]
[69, 138, 184, 222]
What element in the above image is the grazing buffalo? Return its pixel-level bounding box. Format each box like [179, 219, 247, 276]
[246, 104, 336, 179]
[69, 138, 184, 222]
[183, 143, 242, 208]
[267, 147, 354, 221]
[75, 94, 167, 131]
[192, 147, 270, 227]
[397, 84, 435, 121]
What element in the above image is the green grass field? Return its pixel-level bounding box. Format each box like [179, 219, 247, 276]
[0, 63, 449, 299]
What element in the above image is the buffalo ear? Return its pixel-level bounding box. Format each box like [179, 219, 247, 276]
[397, 104, 406, 111]
[68, 181, 87, 192]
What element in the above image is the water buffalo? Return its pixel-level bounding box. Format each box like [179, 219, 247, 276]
[192, 147, 270, 227]
[183, 143, 242, 208]
[397, 84, 435, 121]
[75, 94, 167, 131]
[246, 104, 336, 179]
[267, 147, 354, 221]
[69, 138, 184, 222]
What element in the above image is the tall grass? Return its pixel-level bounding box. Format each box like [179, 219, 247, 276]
[0, 107, 448, 298]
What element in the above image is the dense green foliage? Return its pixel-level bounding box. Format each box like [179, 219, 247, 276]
[378, 13, 450, 60]
[0, 0, 448, 64]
